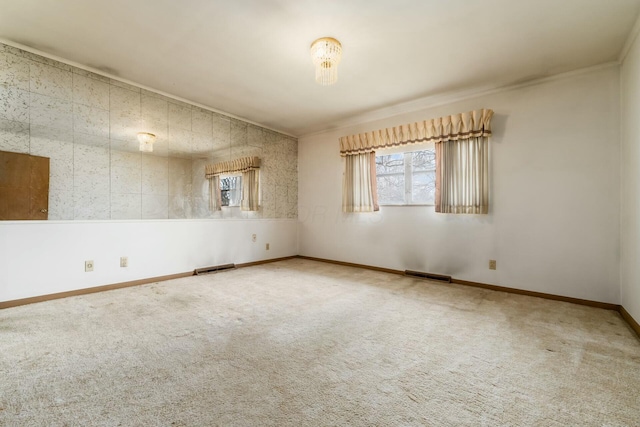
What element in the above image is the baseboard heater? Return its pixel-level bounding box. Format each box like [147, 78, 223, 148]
[194, 264, 236, 275]
[404, 270, 452, 283]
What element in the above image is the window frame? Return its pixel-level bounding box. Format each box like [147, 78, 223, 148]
[219, 173, 243, 208]
[375, 143, 436, 207]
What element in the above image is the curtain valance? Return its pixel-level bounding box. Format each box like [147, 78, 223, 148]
[205, 156, 261, 178]
[339, 109, 494, 156]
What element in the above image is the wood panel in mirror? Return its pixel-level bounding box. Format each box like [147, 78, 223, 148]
[0, 150, 50, 220]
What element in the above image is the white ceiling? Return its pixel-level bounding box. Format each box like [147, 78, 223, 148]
[0, 0, 639, 136]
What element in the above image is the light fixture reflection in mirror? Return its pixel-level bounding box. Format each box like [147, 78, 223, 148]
[137, 132, 157, 152]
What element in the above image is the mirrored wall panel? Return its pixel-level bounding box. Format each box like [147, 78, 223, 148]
[0, 43, 297, 220]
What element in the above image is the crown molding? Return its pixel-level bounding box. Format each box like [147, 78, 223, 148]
[2, 37, 621, 142]
[0, 38, 296, 138]
[300, 61, 620, 139]
[619, 13, 640, 63]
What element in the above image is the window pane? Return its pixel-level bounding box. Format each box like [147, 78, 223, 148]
[376, 154, 405, 204]
[377, 173, 405, 204]
[412, 149, 435, 172]
[376, 153, 404, 174]
[411, 171, 435, 204]
[220, 176, 242, 207]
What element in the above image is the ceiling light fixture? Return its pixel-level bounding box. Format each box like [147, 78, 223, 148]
[137, 132, 156, 152]
[310, 37, 342, 86]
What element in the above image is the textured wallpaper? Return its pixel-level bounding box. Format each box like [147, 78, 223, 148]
[0, 43, 298, 220]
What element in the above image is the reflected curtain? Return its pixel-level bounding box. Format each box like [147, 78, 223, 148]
[208, 175, 222, 211]
[342, 152, 379, 213]
[206, 156, 261, 176]
[205, 156, 260, 212]
[435, 136, 489, 214]
[241, 169, 260, 211]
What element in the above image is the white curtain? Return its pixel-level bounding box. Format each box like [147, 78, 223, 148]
[206, 156, 260, 176]
[340, 109, 493, 156]
[205, 156, 260, 212]
[435, 136, 489, 214]
[241, 169, 260, 211]
[342, 152, 379, 213]
[208, 175, 222, 212]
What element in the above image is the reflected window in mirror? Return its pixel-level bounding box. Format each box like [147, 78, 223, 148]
[220, 175, 242, 207]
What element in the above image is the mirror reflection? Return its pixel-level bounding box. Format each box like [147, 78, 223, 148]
[0, 43, 298, 221]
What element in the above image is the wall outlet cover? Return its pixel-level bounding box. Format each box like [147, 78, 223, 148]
[85, 260, 94, 272]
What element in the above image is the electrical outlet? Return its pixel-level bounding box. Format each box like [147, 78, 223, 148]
[266, 243, 270, 250]
[85, 260, 94, 272]
[489, 260, 497, 270]
[120, 256, 128, 268]
[252, 234, 257, 242]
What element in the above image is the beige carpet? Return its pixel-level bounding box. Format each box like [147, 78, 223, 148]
[1, 258, 639, 426]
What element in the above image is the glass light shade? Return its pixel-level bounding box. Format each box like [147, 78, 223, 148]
[137, 132, 156, 152]
[310, 37, 342, 86]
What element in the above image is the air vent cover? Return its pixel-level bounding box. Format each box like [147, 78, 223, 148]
[194, 264, 236, 275]
[405, 270, 452, 283]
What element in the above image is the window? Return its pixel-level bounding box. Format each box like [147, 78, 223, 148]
[220, 175, 242, 207]
[376, 146, 436, 205]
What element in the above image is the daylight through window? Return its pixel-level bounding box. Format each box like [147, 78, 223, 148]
[220, 175, 242, 207]
[375, 147, 436, 205]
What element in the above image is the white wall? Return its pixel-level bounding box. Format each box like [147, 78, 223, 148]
[621, 32, 640, 321]
[0, 218, 297, 302]
[299, 66, 620, 304]
[0, 43, 301, 304]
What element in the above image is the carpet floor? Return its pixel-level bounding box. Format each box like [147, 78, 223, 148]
[1, 258, 639, 426]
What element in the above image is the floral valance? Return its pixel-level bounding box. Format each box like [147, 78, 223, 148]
[205, 156, 261, 178]
[339, 109, 494, 156]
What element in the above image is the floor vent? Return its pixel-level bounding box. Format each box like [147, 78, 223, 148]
[405, 270, 452, 283]
[194, 264, 236, 275]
